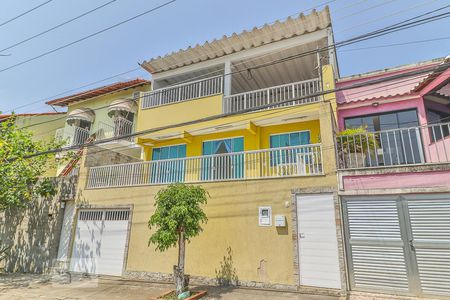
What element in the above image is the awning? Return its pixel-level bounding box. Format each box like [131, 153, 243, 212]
[141, 7, 331, 74]
[107, 99, 137, 117]
[66, 108, 95, 125]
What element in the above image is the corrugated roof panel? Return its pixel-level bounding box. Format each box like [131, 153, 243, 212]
[142, 7, 331, 74]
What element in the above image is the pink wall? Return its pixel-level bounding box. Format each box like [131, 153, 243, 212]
[343, 170, 450, 191]
[337, 96, 426, 130]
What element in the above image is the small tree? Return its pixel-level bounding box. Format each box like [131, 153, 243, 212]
[148, 183, 208, 295]
[0, 116, 61, 210]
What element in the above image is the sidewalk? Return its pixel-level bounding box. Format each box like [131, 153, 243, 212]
[0, 274, 339, 300]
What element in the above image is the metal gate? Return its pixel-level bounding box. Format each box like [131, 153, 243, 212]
[70, 209, 130, 276]
[343, 194, 450, 298]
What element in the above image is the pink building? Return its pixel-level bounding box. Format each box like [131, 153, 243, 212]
[335, 57, 450, 298]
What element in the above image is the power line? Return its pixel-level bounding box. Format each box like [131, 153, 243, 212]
[0, 0, 54, 28]
[28, 72, 436, 143]
[0, 0, 177, 73]
[0, 0, 120, 54]
[2, 1, 335, 114]
[336, 0, 442, 34]
[2, 67, 143, 114]
[4, 7, 449, 127]
[3, 4, 449, 122]
[334, 0, 398, 21]
[13, 61, 450, 161]
[4, 1, 439, 114]
[340, 36, 450, 52]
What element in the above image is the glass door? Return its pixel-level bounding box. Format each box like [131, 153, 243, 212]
[201, 137, 244, 181]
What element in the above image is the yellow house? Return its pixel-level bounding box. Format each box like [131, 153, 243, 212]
[64, 7, 346, 295]
[0, 112, 66, 176]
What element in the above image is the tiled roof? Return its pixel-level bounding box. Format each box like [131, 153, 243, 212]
[336, 61, 442, 104]
[0, 112, 65, 119]
[141, 7, 331, 74]
[46, 78, 149, 107]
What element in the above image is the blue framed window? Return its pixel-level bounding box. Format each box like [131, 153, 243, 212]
[201, 137, 244, 180]
[270, 131, 310, 165]
[151, 144, 186, 183]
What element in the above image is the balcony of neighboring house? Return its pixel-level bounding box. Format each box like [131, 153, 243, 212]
[55, 108, 94, 147]
[337, 59, 450, 171]
[337, 120, 450, 170]
[55, 97, 141, 158]
[86, 143, 323, 189]
[96, 98, 137, 143]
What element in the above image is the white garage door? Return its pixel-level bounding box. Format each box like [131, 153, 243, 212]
[70, 209, 130, 276]
[297, 193, 341, 289]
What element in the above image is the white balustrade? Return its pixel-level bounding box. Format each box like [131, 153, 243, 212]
[337, 122, 450, 169]
[97, 117, 134, 142]
[141, 75, 223, 109]
[55, 126, 90, 147]
[87, 144, 323, 188]
[223, 78, 322, 113]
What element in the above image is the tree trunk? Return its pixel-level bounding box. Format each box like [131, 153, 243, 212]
[174, 229, 186, 295]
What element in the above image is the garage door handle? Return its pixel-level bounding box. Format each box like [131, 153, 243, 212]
[409, 239, 415, 252]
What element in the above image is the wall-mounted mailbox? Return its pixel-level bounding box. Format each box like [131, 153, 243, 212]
[258, 206, 272, 226]
[274, 215, 286, 227]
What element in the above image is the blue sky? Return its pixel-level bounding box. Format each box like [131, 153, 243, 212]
[0, 0, 449, 113]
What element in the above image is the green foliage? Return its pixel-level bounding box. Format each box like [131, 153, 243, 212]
[337, 126, 378, 153]
[0, 117, 62, 210]
[215, 247, 239, 286]
[148, 183, 208, 252]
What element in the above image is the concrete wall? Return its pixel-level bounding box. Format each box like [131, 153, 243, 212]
[0, 176, 77, 273]
[76, 165, 337, 286]
[84, 146, 142, 167]
[13, 114, 67, 177]
[14, 113, 66, 143]
[136, 94, 223, 132]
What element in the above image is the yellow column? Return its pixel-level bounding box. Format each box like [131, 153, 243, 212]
[319, 64, 338, 178]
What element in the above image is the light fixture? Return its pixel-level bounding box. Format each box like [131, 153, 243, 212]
[372, 102, 380, 107]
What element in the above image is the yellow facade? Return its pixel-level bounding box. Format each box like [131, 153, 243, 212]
[73, 65, 340, 287]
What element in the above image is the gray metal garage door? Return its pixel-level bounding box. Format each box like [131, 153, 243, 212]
[343, 194, 450, 298]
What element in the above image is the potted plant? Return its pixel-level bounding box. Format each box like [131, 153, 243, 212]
[337, 126, 377, 168]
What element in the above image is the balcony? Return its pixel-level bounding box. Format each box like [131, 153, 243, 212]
[55, 126, 90, 147]
[96, 117, 134, 142]
[336, 122, 450, 170]
[141, 75, 223, 109]
[86, 144, 323, 188]
[141, 74, 322, 114]
[223, 78, 322, 113]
